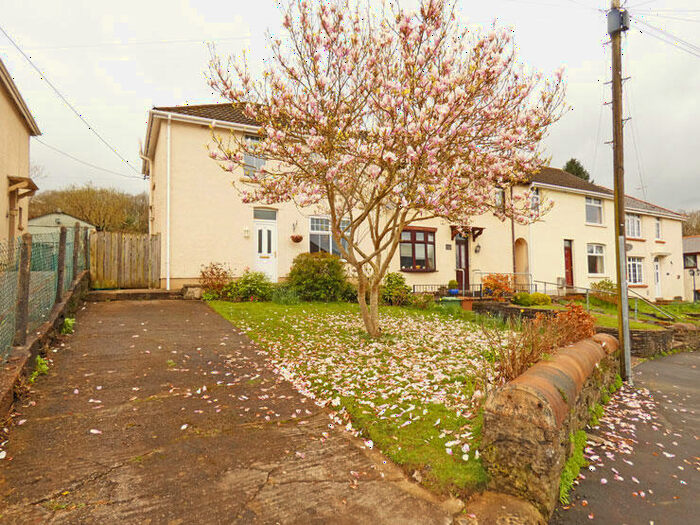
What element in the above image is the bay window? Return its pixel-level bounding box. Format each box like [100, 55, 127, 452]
[400, 228, 436, 272]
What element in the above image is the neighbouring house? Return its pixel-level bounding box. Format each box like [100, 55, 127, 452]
[0, 57, 41, 244]
[683, 236, 700, 302]
[141, 103, 685, 301]
[28, 211, 96, 235]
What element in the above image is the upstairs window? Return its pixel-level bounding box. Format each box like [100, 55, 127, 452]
[626, 213, 642, 238]
[400, 228, 436, 272]
[530, 188, 540, 212]
[655, 218, 662, 239]
[494, 189, 506, 210]
[585, 197, 603, 224]
[243, 136, 265, 178]
[309, 216, 350, 257]
[587, 244, 605, 274]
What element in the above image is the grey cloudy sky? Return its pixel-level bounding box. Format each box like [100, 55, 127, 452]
[1, 0, 698, 210]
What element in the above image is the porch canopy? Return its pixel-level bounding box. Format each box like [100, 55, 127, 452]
[450, 225, 484, 241]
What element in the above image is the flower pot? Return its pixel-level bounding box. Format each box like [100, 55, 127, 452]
[291, 234, 303, 243]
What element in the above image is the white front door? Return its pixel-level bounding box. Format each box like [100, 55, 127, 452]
[254, 221, 277, 282]
[654, 258, 661, 298]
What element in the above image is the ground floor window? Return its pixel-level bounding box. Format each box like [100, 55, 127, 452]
[627, 256, 644, 284]
[400, 228, 436, 272]
[309, 216, 350, 256]
[587, 243, 605, 274]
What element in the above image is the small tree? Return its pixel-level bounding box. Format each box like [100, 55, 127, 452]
[562, 158, 591, 182]
[208, 0, 565, 336]
[681, 209, 700, 236]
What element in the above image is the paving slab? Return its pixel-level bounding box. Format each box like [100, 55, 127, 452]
[0, 300, 453, 524]
[551, 351, 699, 524]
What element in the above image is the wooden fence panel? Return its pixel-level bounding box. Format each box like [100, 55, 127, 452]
[89, 232, 161, 289]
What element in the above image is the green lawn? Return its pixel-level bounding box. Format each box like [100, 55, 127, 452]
[209, 301, 496, 497]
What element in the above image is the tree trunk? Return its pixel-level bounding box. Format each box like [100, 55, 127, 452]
[357, 277, 381, 337]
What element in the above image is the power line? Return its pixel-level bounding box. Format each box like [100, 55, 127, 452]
[633, 17, 700, 53]
[0, 23, 141, 174]
[637, 13, 700, 23]
[18, 35, 251, 52]
[635, 27, 700, 58]
[35, 139, 144, 180]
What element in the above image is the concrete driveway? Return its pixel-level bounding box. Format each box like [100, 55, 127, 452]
[0, 300, 454, 524]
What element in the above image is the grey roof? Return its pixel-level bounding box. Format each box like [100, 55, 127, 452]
[684, 236, 700, 254]
[531, 167, 683, 219]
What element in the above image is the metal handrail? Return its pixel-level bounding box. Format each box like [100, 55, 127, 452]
[530, 279, 677, 321]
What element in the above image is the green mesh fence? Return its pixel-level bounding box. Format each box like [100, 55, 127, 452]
[64, 235, 74, 293]
[28, 232, 60, 333]
[0, 237, 21, 361]
[1, 228, 89, 362]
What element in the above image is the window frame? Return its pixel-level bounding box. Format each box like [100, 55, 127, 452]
[243, 135, 265, 178]
[684, 254, 698, 269]
[309, 216, 350, 257]
[586, 243, 605, 275]
[585, 197, 603, 225]
[655, 217, 662, 239]
[626, 213, 642, 239]
[627, 256, 644, 284]
[399, 227, 437, 273]
[494, 188, 506, 210]
[530, 187, 540, 212]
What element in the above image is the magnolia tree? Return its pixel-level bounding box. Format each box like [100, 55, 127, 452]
[208, 0, 565, 337]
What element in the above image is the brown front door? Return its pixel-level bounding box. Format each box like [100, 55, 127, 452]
[564, 240, 574, 287]
[456, 236, 468, 291]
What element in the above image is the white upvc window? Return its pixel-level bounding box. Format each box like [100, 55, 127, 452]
[655, 217, 662, 239]
[587, 244, 605, 275]
[585, 197, 603, 224]
[530, 188, 540, 212]
[243, 135, 265, 178]
[309, 216, 350, 256]
[494, 189, 505, 209]
[626, 213, 642, 238]
[627, 256, 644, 284]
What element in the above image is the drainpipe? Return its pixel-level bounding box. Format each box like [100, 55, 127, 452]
[510, 187, 516, 275]
[166, 114, 172, 291]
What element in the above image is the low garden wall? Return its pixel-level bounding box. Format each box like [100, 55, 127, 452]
[481, 333, 620, 521]
[472, 300, 555, 320]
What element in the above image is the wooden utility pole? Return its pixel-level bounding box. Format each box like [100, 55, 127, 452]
[56, 226, 67, 303]
[608, 0, 632, 382]
[13, 233, 32, 347]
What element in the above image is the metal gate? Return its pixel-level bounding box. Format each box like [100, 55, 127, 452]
[89, 232, 160, 289]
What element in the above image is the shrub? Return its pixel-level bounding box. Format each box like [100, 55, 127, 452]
[530, 292, 552, 306]
[200, 262, 233, 299]
[272, 284, 301, 305]
[340, 282, 360, 303]
[591, 278, 617, 304]
[381, 272, 412, 306]
[552, 303, 596, 346]
[482, 273, 514, 298]
[447, 279, 459, 290]
[287, 252, 347, 301]
[224, 271, 273, 302]
[512, 292, 534, 306]
[482, 303, 596, 384]
[411, 293, 435, 310]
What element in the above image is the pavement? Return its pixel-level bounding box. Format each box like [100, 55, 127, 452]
[0, 300, 456, 524]
[551, 351, 699, 524]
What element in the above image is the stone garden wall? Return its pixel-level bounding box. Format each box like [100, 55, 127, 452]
[481, 334, 620, 521]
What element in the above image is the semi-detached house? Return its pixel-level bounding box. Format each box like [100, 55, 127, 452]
[141, 103, 685, 301]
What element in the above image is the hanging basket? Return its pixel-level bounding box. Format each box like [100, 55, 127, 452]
[291, 234, 303, 243]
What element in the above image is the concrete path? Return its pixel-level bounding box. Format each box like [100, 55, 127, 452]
[0, 300, 454, 524]
[551, 351, 699, 524]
